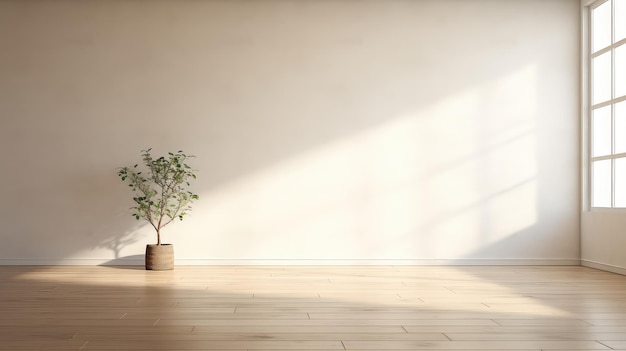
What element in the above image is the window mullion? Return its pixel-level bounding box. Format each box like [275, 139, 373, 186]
[611, 0, 615, 207]
[608, 157, 615, 207]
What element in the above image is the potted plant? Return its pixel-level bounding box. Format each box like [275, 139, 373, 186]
[118, 148, 199, 270]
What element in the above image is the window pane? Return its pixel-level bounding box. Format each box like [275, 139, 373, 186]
[593, 105, 612, 157]
[593, 159, 612, 207]
[617, 0, 626, 43]
[593, 51, 612, 105]
[593, 0, 612, 52]
[615, 102, 626, 153]
[617, 44, 626, 98]
[616, 158, 626, 207]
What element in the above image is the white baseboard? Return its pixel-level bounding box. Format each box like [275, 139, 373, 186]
[581, 259, 626, 275]
[0, 258, 581, 266]
[174, 258, 582, 266]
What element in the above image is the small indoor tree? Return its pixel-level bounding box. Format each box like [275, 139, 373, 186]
[118, 149, 199, 270]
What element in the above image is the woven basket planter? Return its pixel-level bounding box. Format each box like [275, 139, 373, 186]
[145, 244, 174, 270]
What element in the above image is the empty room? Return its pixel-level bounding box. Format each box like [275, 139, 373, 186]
[1, 0, 625, 350]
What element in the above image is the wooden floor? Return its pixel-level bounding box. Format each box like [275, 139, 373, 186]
[2, 265, 626, 350]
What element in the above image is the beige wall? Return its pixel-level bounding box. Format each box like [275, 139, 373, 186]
[0, 0, 580, 264]
[582, 213, 626, 273]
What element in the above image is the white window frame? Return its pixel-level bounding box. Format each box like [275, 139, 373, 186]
[586, 0, 626, 210]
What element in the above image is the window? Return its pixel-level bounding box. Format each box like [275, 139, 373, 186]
[589, 0, 626, 208]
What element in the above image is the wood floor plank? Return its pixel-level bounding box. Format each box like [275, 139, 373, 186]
[341, 340, 611, 349]
[404, 325, 626, 333]
[154, 318, 499, 326]
[0, 340, 86, 350]
[493, 319, 591, 326]
[445, 332, 626, 341]
[82, 340, 345, 349]
[72, 332, 449, 341]
[0, 318, 159, 326]
[191, 325, 407, 333]
[600, 340, 626, 349]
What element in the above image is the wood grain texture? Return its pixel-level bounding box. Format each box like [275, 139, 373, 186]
[0, 266, 625, 350]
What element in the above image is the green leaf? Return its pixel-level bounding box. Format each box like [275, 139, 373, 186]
[119, 148, 199, 232]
